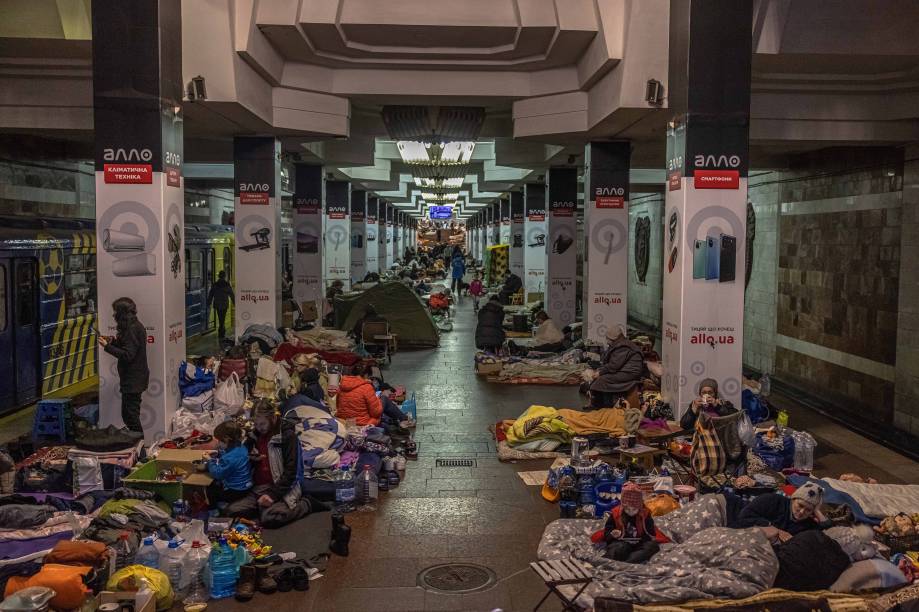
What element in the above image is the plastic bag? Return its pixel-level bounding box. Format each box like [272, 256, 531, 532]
[737, 411, 755, 448]
[170, 407, 232, 438]
[106, 565, 174, 611]
[214, 371, 245, 412]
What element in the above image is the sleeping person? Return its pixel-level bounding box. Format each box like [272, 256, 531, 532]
[736, 483, 832, 540]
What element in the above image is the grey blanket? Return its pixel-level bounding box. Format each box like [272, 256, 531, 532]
[538, 501, 778, 606]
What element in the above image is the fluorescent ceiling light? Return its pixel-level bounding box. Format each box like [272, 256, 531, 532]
[413, 177, 464, 189]
[397, 141, 430, 163]
[441, 141, 475, 164]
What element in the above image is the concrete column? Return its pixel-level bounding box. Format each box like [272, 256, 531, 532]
[350, 189, 367, 283]
[383, 203, 393, 270]
[233, 137, 283, 332]
[393, 210, 402, 263]
[492, 202, 501, 246]
[584, 141, 631, 343]
[547, 168, 578, 325]
[661, 0, 753, 412]
[365, 196, 380, 276]
[292, 164, 323, 313]
[323, 180, 350, 290]
[510, 191, 525, 281]
[524, 183, 547, 299]
[92, 0, 185, 443]
[499, 197, 511, 245]
[895, 146, 919, 439]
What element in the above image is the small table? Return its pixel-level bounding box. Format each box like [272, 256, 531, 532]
[614, 444, 667, 470]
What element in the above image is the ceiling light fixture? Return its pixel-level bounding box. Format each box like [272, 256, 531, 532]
[397, 141, 431, 163]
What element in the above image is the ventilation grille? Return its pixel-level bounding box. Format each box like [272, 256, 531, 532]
[435, 458, 476, 468]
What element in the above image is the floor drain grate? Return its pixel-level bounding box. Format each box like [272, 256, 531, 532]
[418, 563, 497, 594]
[435, 458, 476, 467]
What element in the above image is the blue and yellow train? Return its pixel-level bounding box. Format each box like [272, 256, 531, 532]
[0, 217, 238, 415]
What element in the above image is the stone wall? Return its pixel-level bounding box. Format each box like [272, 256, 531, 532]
[895, 148, 919, 438]
[627, 193, 664, 330]
[744, 174, 780, 374]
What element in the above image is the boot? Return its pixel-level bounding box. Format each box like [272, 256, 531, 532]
[330, 513, 351, 557]
[235, 564, 256, 601]
[291, 565, 310, 591]
[254, 562, 278, 595]
[273, 567, 293, 593]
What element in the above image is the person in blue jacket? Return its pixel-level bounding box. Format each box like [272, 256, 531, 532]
[450, 251, 466, 295]
[206, 421, 253, 506]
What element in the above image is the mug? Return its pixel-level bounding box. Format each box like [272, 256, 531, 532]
[618, 435, 630, 449]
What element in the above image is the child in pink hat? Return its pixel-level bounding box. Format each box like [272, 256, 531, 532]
[591, 482, 660, 563]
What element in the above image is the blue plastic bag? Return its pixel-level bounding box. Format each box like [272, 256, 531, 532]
[741, 389, 770, 424]
[401, 392, 417, 420]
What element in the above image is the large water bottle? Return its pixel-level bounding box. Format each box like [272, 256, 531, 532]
[334, 468, 356, 513]
[760, 373, 771, 397]
[135, 537, 160, 569]
[357, 464, 379, 512]
[183, 541, 210, 604]
[208, 537, 238, 599]
[160, 540, 185, 598]
[114, 532, 135, 571]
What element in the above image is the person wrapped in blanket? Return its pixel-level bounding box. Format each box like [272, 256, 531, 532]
[205, 421, 253, 505]
[679, 378, 738, 430]
[591, 483, 660, 563]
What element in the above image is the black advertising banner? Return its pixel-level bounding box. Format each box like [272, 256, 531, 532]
[324, 180, 350, 283]
[351, 190, 366, 222]
[510, 190, 525, 279]
[366, 196, 378, 223]
[366, 197, 379, 275]
[234, 138, 277, 203]
[351, 190, 367, 282]
[511, 192, 524, 222]
[500, 198, 511, 224]
[548, 168, 577, 218]
[292, 164, 323, 305]
[325, 181, 349, 219]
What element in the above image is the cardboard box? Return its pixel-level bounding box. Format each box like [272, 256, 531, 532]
[96, 590, 155, 612]
[475, 361, 503, 376]
[122, 448, 212, 504]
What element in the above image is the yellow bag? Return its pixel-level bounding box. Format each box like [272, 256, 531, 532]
[106, 565, 174, 611]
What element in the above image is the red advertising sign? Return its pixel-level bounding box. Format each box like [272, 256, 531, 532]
[527, 213, 545, 222]
[667, 171, 681, 191]
[240, 192, 270, 205]
[166, 167, 181, 187]
[595, 196, 624, 209]
[693, 170, 739, 190]
[295, 198, 320, 214]
[104, 164, 153, 184]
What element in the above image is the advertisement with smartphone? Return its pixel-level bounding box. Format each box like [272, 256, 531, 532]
[546, 168, 578, 325]
[523, 183, 547, 299]
[293, 164, 323, 310]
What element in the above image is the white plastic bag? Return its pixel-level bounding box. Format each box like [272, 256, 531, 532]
[213, 371, 245, 413]
[737, 411, 755, 448]
[71, 456, 103, 495]
[170, 407, 233, 438]
[181, 390, 214, 413]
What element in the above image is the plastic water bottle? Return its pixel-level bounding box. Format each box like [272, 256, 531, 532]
[208, 537, 238, 599]
[183, 541, 210, 604]
[135, 537, 159, 569]
[160, 540, 185, 598]
[334, 468, 356, 513]
[357, 464, 379, 512]
[760, 373, 771, 397]
[114, 532, 135, 571]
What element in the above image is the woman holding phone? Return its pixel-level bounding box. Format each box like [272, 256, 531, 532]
[679, 378, 737, 431]
[98, 297, 149, 434]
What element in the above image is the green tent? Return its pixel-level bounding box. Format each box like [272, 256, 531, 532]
[334, 281, 440, 348]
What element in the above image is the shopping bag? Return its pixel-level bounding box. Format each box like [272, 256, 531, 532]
[690, 416, 726, 477]
[214, 371, 245, 412]
[401, 392, 417, 420]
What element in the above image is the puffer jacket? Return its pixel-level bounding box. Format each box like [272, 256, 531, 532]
[218, 358, 248, 382]
[207, 445, 253, 492]
[475, 300, 505, 349]
[590, 337, 644, 394]
[334, 376, 382, 425]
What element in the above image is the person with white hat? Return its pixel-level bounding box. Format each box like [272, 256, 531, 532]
[737, 482, 832, 543]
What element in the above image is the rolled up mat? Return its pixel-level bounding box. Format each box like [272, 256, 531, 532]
[113, 252, 156, 277]
[103, 228, 145, 252]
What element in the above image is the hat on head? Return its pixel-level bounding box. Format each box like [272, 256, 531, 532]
[698, 378, 719, 396]
[254, 399, 278, 419]
[303, 368, 320, 384]
[620, 482, 644, 511]
[791, 482, 824, 508]
[605, 324, 626, 342]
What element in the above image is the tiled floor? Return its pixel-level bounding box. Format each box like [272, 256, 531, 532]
[3, 298, 918, 611]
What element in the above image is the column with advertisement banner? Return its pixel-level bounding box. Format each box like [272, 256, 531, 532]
[350, 190, 367, 283]
[324, 180, 351, 289]
[92, 0, 185, 443]
[492, 203, 502, 246]
[524, 183, 548, 301]
[392, 210, 402, 264]
[509, 191, 525, 281]
[365, 197, 379, 275]
[546, 168, 578, 326]
[384, 203, 394, 270]
[584, 141, 630, 343]
[499, 198, 511, 246]
[377, 202, 388, 271]
[233, 137, 282, 334]
[292, 164, 323, 316]
[661, 0, 752, 414]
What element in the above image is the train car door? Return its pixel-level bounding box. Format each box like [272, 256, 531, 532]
[203, 248, 215, 332]
[0, 258, 40, 409]
[0, 260, 13, 409]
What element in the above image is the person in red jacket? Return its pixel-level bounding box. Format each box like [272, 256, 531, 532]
[591, 482, 659, 563]
[334, 374, 383, 425]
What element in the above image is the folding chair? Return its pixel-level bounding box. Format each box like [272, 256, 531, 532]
[530, 559, 593, 612]
[362, 320, 394, 365]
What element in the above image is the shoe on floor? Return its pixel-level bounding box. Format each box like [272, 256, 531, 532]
[255, 562, 278, 595]
[291, 565, 310, 591]
[235, 564, 256, 601]
[273, 568, 294, 592]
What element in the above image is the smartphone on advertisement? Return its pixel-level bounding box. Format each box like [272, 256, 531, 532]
[719, 234, 736, 282]
[693, 239, 707, 279]
[705, 235, 720, 280]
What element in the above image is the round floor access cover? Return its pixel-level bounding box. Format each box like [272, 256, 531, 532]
[417, 563, 497, 594]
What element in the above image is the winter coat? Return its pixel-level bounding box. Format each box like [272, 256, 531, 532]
[207, 279, 235, 310]
[679, 399, 737, 431]
[245, 416, 302, 504]
[207, 445, 253, 492]
[498, 273, 523, 303]
[475, 300, 506, 349]
[334, 376, 383, 425]
[451, 256, 466, 279]
[103, 316, 149, 394]
[590, 337, 643, 394]
[737, 492, 832, 535]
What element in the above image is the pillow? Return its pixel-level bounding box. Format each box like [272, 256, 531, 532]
[831, 558, 908, 593]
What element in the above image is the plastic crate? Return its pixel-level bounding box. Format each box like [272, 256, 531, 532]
[122, 450, 212, 505]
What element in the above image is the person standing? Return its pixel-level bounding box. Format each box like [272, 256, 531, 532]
[450, 252, 466, 295]
[98, 297, 149, 434]
[207, 270, 235, 340]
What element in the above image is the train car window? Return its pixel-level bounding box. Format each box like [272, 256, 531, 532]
[64, 253, 96, 318]
[187, 249, 203, 290]
[0, 264, 6, 331]
[223, 247, 232, 278]
[16, 262, 36, 326]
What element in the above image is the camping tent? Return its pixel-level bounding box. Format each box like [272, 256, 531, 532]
[334, 281, 440, 348]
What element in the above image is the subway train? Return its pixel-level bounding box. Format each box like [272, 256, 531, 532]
[0, 217, 292, 416]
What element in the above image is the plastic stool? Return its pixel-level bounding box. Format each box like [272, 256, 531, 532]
[32, 399, 72, 442]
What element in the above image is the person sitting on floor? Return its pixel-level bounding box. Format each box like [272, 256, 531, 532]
[475, 295, 506, 353]
[206, 421, 253, 506]
[591, 482, 660, 563]
[301, 367, 325, 403]
[351, 304, 387, 341]
[229, 401, 325, 527]
[679, 378, 738, 430]
[587, 326, 643, 410]
[497, 270, 523, 304]
[378, 382, 414, 428]
[736, 482, 832, 541]
[335, 371, 383, 425]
